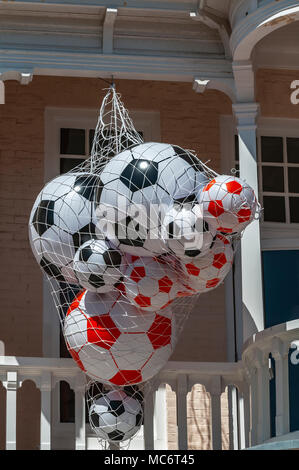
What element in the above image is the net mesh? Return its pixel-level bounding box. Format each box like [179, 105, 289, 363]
[28, 85, 260, 446]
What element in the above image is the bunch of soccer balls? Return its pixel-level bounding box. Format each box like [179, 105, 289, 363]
[29, 80, 259, 446]
[28, 140, 257, 443]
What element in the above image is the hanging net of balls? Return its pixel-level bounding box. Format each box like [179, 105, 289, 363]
[28, 84, 260, 446]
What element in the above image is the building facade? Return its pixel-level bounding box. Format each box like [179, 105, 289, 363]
[0, 0, 299, 450]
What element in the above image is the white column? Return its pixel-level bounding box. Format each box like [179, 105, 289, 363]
[207, 376, 222, 450]
[154, 384, 168, 450]
[176, 375, 188, 450]
[40, 371, 52, 450]
[272, 338, 290, 437]
[3, 371, 20, 450]
[232, 103, 264, 341]
[74, 374, 86, 451]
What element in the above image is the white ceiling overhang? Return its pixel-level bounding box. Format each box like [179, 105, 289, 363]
[0, 0, 233, 82]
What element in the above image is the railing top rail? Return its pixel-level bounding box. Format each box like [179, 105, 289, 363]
[243, 320, 299, 355]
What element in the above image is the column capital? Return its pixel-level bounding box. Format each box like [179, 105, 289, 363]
[3, 371, 22, 391]
[232, 102, 260, 129]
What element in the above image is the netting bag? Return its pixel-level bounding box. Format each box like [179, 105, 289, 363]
[28, 84, 260, 447]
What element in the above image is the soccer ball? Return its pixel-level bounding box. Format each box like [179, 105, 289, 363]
[73, 239, 126, 294]
[89, 389, 143, 442]
[95, 142, 208, 256]
[29, 172, 100, 284]
[198, 175, 257, 234]
[123, 256, 179, 311]
[63, 289, 175, 385]
[179, 235, 234, 293]
[161, 204, 216, 259]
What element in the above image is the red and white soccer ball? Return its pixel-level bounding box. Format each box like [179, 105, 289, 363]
[198, 175, 257, 234]
[63, 289, 175, 386]
[179, 235, 234, 294]
[123, 256, 179, 311]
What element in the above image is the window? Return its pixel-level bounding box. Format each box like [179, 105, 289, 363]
[259, 136, 299, 224]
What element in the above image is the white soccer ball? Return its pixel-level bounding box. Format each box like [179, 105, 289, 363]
[198, 175, 258, 234]
[63, 289, 175, 385]
[73, 239, 126, 293]
[29, 172, 100, 284]
[96, 142, 208, 256]
[89, 389, 143, 442]
[179, 234, 234, 293]
[161, 204, 216, 259]
[123, 256, 179, 311]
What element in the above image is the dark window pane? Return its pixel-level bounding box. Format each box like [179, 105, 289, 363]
[234, 135, 239, 162]
[60, 381, 75, 423]
[60, 128, 85, 155]
[262, 166, 284, 192]
[263, 196, 286, 222]
[287, 138, 299, 163]
[288, 167, 299, 194]
[89, 129, 144, 154]
[60, 158, 85, 174]
[261, 136, 283, 163]
[290, 197, 299, 223]
[89, 129, 95, 153]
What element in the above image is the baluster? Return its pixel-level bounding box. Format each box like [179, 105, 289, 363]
[74, 374, 86, 450]
[40, 371, 52, 450]
[207, 376, 222, 450]
[3, 371, 20, 450]
[176, 375, 188, 450]
[272, 338, 290, 437]
[239, 382, 250, 449]
[144, 388, 154, 450]
[154, 384, 167, 450]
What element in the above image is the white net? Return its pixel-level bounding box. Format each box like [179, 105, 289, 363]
[28, 85, 260, 446]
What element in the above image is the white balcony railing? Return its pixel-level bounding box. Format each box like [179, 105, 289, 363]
[0, 320, 299, 450]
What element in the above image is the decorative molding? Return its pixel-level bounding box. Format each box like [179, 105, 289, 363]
[193, 76, 236, 102]
[230, 1, 299, 61]
[102, 8, 117, 54]
[0, 71, 33, 84]
[232, 102, 260, 129]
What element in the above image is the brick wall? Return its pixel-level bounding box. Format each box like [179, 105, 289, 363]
[0, 76, 232, 449]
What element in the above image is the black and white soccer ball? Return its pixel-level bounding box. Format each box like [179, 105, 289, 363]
[89, 389, 143, 442]
[161, 204, 217, 260]
[29, 172, 100, 284]
[73, 239, 126, 293]
[96, 142, 208, 256]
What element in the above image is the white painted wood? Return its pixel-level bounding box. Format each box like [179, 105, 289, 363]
[74, 375, 86, 450]
[0, 81, 4, 104]
[154, 385, 168, 450]
[207, 376, 223, 450]
[271, 338, 290, 438]
[239, 385, 250, 449]
[40, 371, 52, 450]
[103, 8, 117, 54]
[256, 352, 270, 443]
[3, 372, 19, 450]
[233, 103, 264, 341]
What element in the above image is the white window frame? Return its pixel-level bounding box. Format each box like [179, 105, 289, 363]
[44, 106, 161, 448]
[220, 115, 299, 252]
